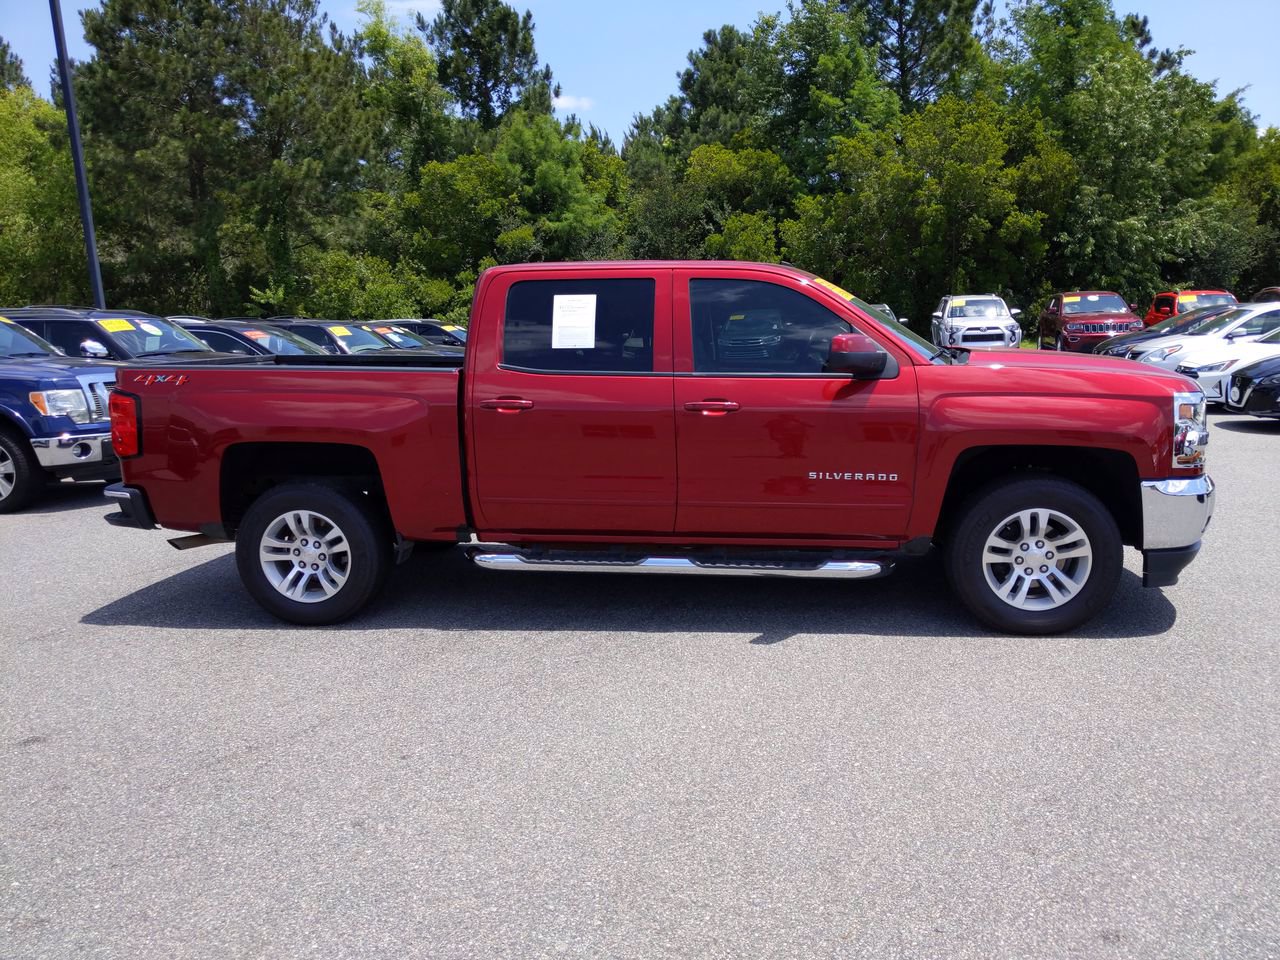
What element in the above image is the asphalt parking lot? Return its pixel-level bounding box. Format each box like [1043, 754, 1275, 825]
[2, 412, 1278, 959]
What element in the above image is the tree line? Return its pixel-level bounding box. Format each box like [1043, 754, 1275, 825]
[1, 0, 1277, 333]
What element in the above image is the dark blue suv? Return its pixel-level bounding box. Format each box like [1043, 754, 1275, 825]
[0, 316, 120, 513]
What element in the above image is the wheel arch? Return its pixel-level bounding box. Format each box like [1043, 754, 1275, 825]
[932, 444, 1143, 548]
[219, 442, 386, 537]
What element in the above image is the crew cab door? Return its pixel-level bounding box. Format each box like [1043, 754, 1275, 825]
[467, 268, 676, 534]
[672, 270, 918, 541]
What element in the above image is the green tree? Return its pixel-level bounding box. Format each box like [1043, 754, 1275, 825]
[1, 36, 28, 90]
[752, 0, 899, 181]
[423, 0, 552, 129]
[0, 87, 87, 304]
[77, 0, 372, 313]
[852, 0, 983, 110]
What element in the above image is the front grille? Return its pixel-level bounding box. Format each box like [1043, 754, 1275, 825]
[960, 332, 1005, 344]
[79, 378, 116, 423]
[1071, 322, 1129, 334]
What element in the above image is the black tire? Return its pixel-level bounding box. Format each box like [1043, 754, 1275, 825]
[944, 476, 1122, 635]
[235, 483, 392, 625]
[1054, 334, 1066, 351]
[0, 428, 44, 514]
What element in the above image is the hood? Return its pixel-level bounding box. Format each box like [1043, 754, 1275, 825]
[1, 353, 121, 380]
[1061, 311, 1140, 324]
[1237, 354, 1280, 379]
[963, 347, 1192, 385]
[1178, 339, 1280, 368]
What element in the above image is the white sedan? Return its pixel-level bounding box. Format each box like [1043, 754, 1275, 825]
[1130, 302, 1280, 370]
[1175, 325, 1280, 402]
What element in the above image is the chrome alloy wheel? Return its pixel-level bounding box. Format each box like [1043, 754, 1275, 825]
[258, 510, 351, 603]
[981, 508, 1093, 611]
[0, 446, 15, 501]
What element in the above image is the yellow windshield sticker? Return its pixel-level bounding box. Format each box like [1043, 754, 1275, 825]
[1178, 294, 1198, 302]
[329, 325, 352, 336]
[442, 325, 460, 331]
[728, 314, 745, 320]
[951, 298, 967, 306]
[1063, 295, 1081, 303]
[98, 318, 135, 332]
[813, 277, 855, 301]
[0, 316, 12, 324]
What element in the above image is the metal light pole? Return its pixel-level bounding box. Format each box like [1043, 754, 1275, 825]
[49, 0, 105, 309]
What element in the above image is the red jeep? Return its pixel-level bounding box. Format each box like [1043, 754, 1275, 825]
[1038, 291, 1143, 352]
[1143, 289, 1236, 327]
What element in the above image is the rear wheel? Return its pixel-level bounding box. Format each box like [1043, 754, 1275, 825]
[0, 429, 43, 514]
[944, 476, 1122, 635]
[235, 483, 391, 625]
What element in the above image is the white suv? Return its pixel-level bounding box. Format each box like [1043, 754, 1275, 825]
[931, 295, 1022, 350]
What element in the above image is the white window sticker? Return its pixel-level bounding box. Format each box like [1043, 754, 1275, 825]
[551, 294, 597, 349]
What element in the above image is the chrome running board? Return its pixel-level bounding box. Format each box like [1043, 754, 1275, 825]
[469, 552, 893, 580]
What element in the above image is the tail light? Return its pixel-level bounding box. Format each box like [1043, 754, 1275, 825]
[109, 391, 141, 458]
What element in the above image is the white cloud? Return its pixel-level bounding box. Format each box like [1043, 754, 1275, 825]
[553, 94, 595, 112]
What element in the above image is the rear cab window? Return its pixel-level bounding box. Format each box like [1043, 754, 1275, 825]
[501, 277, 657, 373]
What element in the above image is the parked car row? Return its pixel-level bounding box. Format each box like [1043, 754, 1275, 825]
[0, 304, 466, 512]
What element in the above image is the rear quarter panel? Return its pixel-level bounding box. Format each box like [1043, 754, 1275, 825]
[120, 365, 465, 539]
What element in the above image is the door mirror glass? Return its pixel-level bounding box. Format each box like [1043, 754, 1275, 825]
[825, 333, 887, 378]
[1010, 307, 1022, 316]
[1129, 302, 1138, 311]
[80, 339, 110, 359]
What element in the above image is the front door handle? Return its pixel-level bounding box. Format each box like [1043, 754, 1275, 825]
[684, 400, 740, 416]
[480, 397, 535, 413]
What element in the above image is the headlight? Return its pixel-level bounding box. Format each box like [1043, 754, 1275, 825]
[29, 389, 91, 424]
[1172, 390, 1208, 470]
[1067, 322, 1084, 332]
[1142, 344, 1182, 363]
[1194, 359, 1237, 373]
[1259, 373, 1280, 386]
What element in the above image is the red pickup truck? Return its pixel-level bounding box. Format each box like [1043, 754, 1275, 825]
[104, 261, 1215, 635]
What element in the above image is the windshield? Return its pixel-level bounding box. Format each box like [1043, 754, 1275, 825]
[0, 318, 60, 357]
[367, 324, 431, 349]
[1148, 304, 1229, 335]
[96, 316, 210, 355]
[1179, 292, 1236, 311]
[947, 298, 1008, 318]
[1062, 293, 1128, 315]
[805, 276, 943, 362]
[325, 324, 395, 353]
[1193, 308, 1255, 335]
[238, 325, 326, 355]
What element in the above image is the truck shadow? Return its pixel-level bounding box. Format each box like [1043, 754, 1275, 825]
[81, 549, 1178, 642]
[1213, 416, 1280, 435]
[25, 481, 112, 515]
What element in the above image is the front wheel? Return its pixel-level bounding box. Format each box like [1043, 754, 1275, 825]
[944, 476, 1122, 635]
[235, 483, 392, 625]
[0, 430, 43, 514]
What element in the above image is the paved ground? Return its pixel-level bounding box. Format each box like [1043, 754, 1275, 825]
[2, 412, 1278, 959]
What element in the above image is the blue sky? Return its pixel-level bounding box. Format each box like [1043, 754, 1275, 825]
[5, 0, 1277, 142]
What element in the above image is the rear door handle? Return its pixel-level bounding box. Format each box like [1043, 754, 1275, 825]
[684, 400, 740, 415]
[480, 398, 535, 413]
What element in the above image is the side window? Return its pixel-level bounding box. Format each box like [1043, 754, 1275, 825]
[43, 322, 110, 358]
[1238, 310, 1280, 336]
[291, 326, 330, 348]
[1155, 295, 1175, 313]
[502, 278, 655, 373]
[198, 330, 249, 353]
[690, 278, 858, 374]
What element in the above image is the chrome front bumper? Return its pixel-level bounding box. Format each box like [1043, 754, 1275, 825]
[30, 431, 113, 469]
[1140, 475, 1215, 550]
